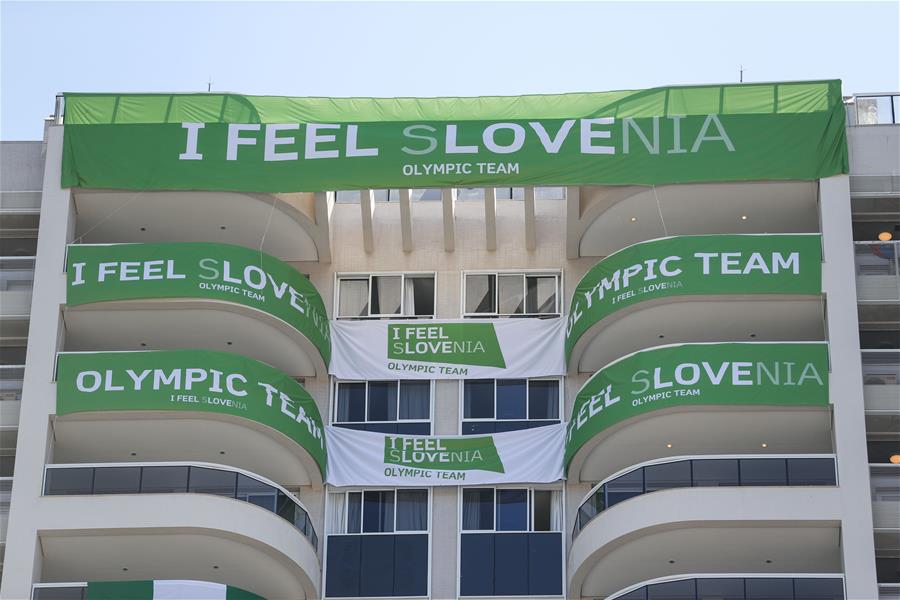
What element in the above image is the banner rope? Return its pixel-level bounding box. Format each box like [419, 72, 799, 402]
[257, 195, 278, 265]
[652, 185, 669, 237]
[73, 190, 144, 244]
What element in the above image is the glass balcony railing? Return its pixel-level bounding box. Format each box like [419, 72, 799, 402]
[43, 463, 318, 551]
[855, 242, 900, 302]
[574, 456, 837, 537]
[0, 365, 25, 402]
[849, 94, 900, 126]
[608, 575, 844, 600]
[863, 350, 900, 413]
[0, 257, 35, 316]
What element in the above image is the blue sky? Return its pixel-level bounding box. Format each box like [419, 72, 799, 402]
[2, 1, 897, 140]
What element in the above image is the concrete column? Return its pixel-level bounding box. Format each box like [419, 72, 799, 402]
[430, 487, 459, 599]
[1, 126, 72, 599]
[819, 175, 879, 600]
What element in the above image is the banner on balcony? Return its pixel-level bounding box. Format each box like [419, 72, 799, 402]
[61, 80, 847, 192]
[564, 342, 830, 470]
[566, 234, 823, 362]
[329, 318, 565, 379]
[66, 242, 331, 364]
[85, 580, 262, 600]
[326, 423, 566, 486]
[56, 349, 327, 476]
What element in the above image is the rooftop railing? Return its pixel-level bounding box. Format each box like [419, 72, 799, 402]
[847, 93, 900, 125]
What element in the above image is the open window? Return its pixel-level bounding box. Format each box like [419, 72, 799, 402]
[463, 272, 560, 317]
[337, 273, 435, 319]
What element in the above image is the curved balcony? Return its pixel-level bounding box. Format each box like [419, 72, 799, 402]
[34, 492, 320, 599]
[64, 242, 330, 378]
[53, 349, 326, 486]
[33, 580, 264, 600]
[565, 234, 824, 373]
[606, 574, 844, 600]
[568, 486, 843, 599]
[570, 181, 819, 258]
[575, 455, 837, 536]
[565, 342, 832, 483]
[72, 189, 331, 263]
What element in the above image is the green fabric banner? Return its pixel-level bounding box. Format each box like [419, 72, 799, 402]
[565, 234, 823, 362]
[564, 342, 829, 469]
[61, 81, 847, 192]
[56, 349, 327, 476]
[66, 242, 330, 365]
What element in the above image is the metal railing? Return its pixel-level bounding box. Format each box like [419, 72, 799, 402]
[847, 93, 900, 125]
[855, 241, 900, 301]
[862, 350, 900, 387]
[574, 455, 837, 537]
[43, 462, 318, 551]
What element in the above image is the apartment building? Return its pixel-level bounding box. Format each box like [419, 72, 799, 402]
[0, 81, 897, 600]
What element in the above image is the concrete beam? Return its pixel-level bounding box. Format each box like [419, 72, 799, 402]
[566, 185, 582, 259]
[313, 191, 333, 263]
[399, 189, 413, 253]
[484, 188, 497, 251]
[442, 188, 456, 252]
[360, 189, 375, 254]
[524, 186, 536, 251]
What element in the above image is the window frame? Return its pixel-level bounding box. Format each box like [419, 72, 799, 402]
[458, 377, 563, 433]
[334, 271, 437, 320]
[461, 269, 562, 318]
[325, 487, 433, 536]
[331, 379, 434, 433]
[458, 485, 564, 533]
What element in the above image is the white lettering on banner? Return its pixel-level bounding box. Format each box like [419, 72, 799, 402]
[179, 122, 205, 160]
[630, 360, 824, 395]
[694, 252, 800, 275]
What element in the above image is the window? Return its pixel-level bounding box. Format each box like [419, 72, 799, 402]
[333, 380, 431, 434]
[461, 487, 562, 532]
[336, 273, 435, 318]
[463, 272, 560, 317]
[327, 489, 429, 534]
[462, 378, 560, 434]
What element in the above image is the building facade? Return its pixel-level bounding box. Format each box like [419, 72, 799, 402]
[0, 83, 897, 600]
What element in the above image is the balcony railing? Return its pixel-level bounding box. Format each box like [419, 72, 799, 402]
[855, 242, 900, 302]
[0, 365, 24, 403]
[0, 256, 35, 316]
[608, 575, 845, 600]
[848, 93, 900, 126]
[43, 462, 318, 551]
[574, 455, 837, 537]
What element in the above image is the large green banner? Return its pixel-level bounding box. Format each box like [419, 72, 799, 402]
[56, 349, 327, 476]
[61, 81, 847, 192]
[565, 234, 822, 362]
[564, 342, 829, 469]
[66, 242, 330, 364]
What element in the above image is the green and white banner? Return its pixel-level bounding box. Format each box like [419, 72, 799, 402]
[56, 349, 327, 476]
[565, 234, 822, 362]
[61, 81, 847, 192]
[66, 242, 330, 365]
[85, 580, 263, 600]
[326, 423, 566, 486]
[329, 318, 565, 379]
[565, 342, 829, 469]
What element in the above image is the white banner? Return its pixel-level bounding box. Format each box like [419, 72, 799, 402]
[326, 424, 566, 487]
[329, 318, 566, 380]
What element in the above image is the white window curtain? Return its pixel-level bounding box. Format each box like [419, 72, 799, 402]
[339, 279, 369, 317]
[396, 489, 428, 531]
[399, 381, 430, 420]
[373, 276, 401, 315]
[549, 489, 563, 532]
[327, 492, 346, 534]
[403, 276, 416, 316]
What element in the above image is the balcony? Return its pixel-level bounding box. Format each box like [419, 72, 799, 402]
[566, 234, 825, 373]
[565, 342, 833, 484]
[53, 349, 326, 487]
[606, 575, 844, 600]
[33, 580, 263, 600]
[568, 486, 842, 599]
[0, 257, 34, 317]
[0, 365, 23, 430]
[575, 456, 837, 537]
[871, 465, 900, 532]
[63, 242, 330, 377]
[856, 242, 900, 302]
[43, 462, 318, 551]
[864, 350, 900, 414]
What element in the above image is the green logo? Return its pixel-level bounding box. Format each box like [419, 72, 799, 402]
[387, 323, 505, 368]
[384, 435, 505, 473]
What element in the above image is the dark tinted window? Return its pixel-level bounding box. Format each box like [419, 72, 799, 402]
[745, 578, 794, 600]
[692, 459, 739, 487]
[363, 490, 395, 533]
[367, 381, 398, 421]
[188, 467, 236, 496]
[532, 490, 552, 532]
[606, 469, 644, 508]
[92, 466, 141, 494]
[32, 588, 86, 600]
[697, 578, 744, 600]
[740, 459, 787, 486]
[236, 473, 276, 511]
[497, 379, 526, 420]
[462, 488, 494, 530]
[867, 441, 899, 464]
[787, 458, 836, 485]
[336, 382, 366, 422]
[45, 468, 93, 495]
[496, 488, 528, 531]
[528, 380, 559, 420]
[464, 380, 494, 419]
[645, 461, 692, 492]
[876, 557, 900, 583]
[276, 490, 296, 523]
[794, 578, 844, 600]
[140, 466, 188, 493]
[615, 589, 648, 600]
[647, 578, 696, 600]
[408, 276, 435, 316]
